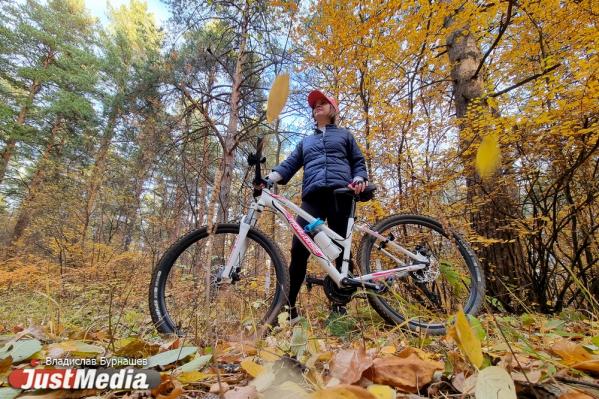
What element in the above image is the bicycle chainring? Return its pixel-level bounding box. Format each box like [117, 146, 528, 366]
[323, 276, 356, 305]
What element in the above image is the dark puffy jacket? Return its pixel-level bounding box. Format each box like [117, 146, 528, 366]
[273, 124, 368, 199]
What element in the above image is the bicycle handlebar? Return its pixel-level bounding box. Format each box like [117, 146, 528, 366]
[248, 137, 266, 197]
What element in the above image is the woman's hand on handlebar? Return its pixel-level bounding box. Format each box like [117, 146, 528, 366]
[348, 179, 367, 194]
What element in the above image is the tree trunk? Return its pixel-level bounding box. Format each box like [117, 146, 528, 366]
[215, 6, 249, 223]
[446, 28, 526, 311]
[12, 119, 63, 241]
[81, 106, 120, 246]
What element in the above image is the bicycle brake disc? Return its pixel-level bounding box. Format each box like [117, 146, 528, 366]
[411, 246, 440, 283]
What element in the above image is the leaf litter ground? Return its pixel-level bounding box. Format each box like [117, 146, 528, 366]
[1, 297, 598, 399]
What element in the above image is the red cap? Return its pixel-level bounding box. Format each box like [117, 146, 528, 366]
[308, 90, 338, 112]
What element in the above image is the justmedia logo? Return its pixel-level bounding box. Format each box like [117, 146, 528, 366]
[9, 368, 161, 390]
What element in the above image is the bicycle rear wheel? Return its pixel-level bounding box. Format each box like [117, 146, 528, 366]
[149, 223, 290, 341]
[358, 214, 485, 335]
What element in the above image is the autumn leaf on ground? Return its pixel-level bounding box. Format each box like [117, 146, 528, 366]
[266, 73, 289, 123]
[551, 339, 599, 374]
[241, 358, 265, 377]
[363, 350, 443, 393]
[328, 348, 374, 384]
[151, 374, 184, 399]
[475, 131, 501, 179]
[449, 308, 484, 369]
[475, 366, 516, 399]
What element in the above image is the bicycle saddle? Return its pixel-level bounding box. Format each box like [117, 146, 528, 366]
[334, 184, 377, 202]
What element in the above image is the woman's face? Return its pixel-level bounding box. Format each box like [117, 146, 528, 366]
[313, 99, 333, 124]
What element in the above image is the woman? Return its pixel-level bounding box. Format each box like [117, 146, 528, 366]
[262, 89, 368, 322]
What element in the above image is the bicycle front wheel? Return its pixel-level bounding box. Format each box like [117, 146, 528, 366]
[358, 214, 485, 335]
[149, 223, 290, 341]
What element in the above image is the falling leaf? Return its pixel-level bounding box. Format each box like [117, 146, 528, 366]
[266, 73, 290, 123]
[310, 385, 377, 399]
[364, 353, 443, 393]
[452, 308, 484, 369]
[0, 340, 42, 363]
[366, 384, 395, 399]
[241, 358, 265, 377]
[175, 354, 212, 372]
[475, 366, 516, 399]
[145, 347, 197, 368]
[329, 349, 374, 384]
[475, 132, 501, 179]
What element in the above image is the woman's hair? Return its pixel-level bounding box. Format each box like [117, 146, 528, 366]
[312, 104, 337, 125]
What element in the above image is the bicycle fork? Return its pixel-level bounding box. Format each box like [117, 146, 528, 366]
[217, 204, 259, 283]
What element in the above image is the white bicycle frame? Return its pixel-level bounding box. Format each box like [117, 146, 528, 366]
[219, 188, 429, 287]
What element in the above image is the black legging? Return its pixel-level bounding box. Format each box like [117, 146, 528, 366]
[287, 188, 353, 308]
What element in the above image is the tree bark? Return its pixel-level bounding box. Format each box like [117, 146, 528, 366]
[215, 3, 249, 223]
[446, 28, 527, 311]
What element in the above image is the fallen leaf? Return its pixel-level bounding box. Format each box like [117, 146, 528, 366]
[452, 372, 476, 394]
[475, 131, 501, 179]
[210, 382, 230, 394]
[364, 354, 443, 393]
[175, 354, 212, 372]
[241, 358, 265, 377]
[551, 340, 599, 374]
[225, 385, 258, 399]
[145, 347, 197, 368]
[511, 369, 542, 384]
[559, 390, 595, 399]
[366, 384, 395, 399]
[475, 366, 516, 399]
[151, 374, 183, 399]
[258, 347, 283, 362]
[176, 371, 211, 383]
[380, 346, 396, 355]
[46, 341, 104, 358]
[0, 388, 20, 399]
[0, 340, 42, 363]
[0, 356, 12, 373]
[452, 308, 484, 369]
[329, 349, 374, 384]
[250, 363, 276, 392]
[266, 73, 289, 123]
[310, 385, 377, 399]
[114, 337, 160, 357]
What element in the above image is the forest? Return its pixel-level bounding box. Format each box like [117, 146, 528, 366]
[0, 0, 597, 398]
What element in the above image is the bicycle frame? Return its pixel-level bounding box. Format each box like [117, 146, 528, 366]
[219, 188, 429, 287]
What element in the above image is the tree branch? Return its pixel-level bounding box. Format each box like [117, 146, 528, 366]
[488, 63, 561, 98]
[473, 0, 514, 80]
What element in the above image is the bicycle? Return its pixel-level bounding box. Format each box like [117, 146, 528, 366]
[149, 138, 485, 339]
